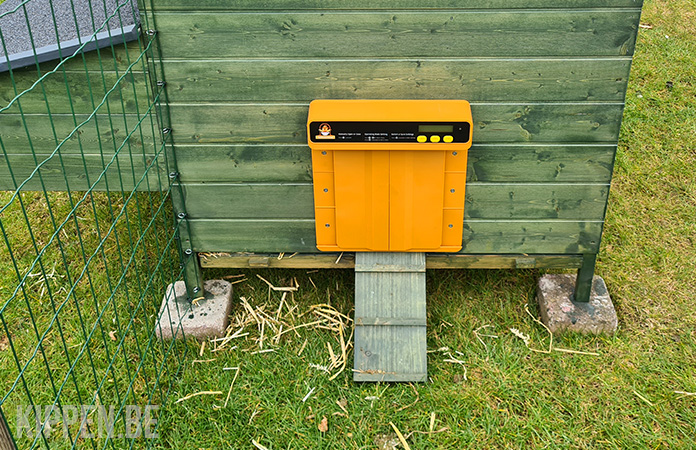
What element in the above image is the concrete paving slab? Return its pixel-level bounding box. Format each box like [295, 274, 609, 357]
[155, 279, 233, 341]
[536, 274, 617, 335]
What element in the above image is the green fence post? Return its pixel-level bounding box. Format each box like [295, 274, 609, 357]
[573, 253, 597, 303]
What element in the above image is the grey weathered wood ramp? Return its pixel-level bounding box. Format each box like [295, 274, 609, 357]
[354, 252, 427, 382]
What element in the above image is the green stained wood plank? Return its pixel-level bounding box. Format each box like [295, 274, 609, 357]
[0, 153, 166, 191]
[189, 219, 317, 252]
[174, 144, 615, 183]
[168, 103, 624, 144]
[0, 113, 158, 154]
[181, 183, 314, 219]
[174, 145, 312, 183]
[1, 70, 151, 114]
[465, 183, 608, 220]
[187, 219, 601, 254]
[467, 145, 615, 183]
[199, 252, 584, 270]
[354, 252, 427, 382]
[1, 41, 149, 77]
[163, 58, 631, 103]
[461, 220, 602, 254]
[180, 182, 608, 220]
[153, 1, 643, 10]
[155, 11, 640, 58]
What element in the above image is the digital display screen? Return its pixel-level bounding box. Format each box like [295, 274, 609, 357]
[418, 124, 453, 133]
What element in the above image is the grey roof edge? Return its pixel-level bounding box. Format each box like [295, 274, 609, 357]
[0, 22, 138, 73]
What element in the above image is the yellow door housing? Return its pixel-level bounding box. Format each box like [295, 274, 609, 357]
[307, 99, 473, 252]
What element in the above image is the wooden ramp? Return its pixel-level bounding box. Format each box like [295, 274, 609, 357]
[353, 252, 427, 382]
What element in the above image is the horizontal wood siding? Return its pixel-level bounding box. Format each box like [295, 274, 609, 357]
[0, 41, 160, 191]
[0, 152, 166, 191]
[155, 11, 640, 58]
[186, 219, 602, 254]
[180, 183, 609, 221]
[154, 1, 643, 10]
[174, 144, 615, 184]
[164, 59, 632, 103]
[168, 103, 624, 144]
[154, 2, 641, 256]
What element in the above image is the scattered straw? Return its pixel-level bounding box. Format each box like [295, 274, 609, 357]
[251, 440, 268, 450]
[473, 324, 498, 350]
[191, 359, 216, 364]
[633, 390, 654, 406]
[389, 422, 411, 450]
[250, 349, 275, 355]
[510, 304, 600, 356]
[256, 274, 298, 292]
[298, 339, 308, 356]
[224, 367, 240, 408]
[302, 387, 316, 403]
[223, 274, 245, 279]
[675, 391, 696, 398]
[336, 399, 349, 415]
[175, 391, 222, 404]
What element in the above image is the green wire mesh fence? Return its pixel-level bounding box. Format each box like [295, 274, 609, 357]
[0, 0, 191, 447]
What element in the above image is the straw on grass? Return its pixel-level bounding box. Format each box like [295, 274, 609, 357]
[175, 391, 223, 404]
[389, 422, 411, 450]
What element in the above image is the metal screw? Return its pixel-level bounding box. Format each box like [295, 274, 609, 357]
[323, 188, 328, 192]
[145, 29, 157, 36]
[193, 287, 201, 294]
[321, 151, 327, 155]
[450, 188, 455, 193]
[325, 223, 330, 227]
[156, 80, 166, 87]
[452, 151, 458, 156]
[162, 127, 172, 134]
[448, 224, 453, 228]
[177, 212, 187, 220]
[169, 171, 179, 179]
[184, 249, 193, 255]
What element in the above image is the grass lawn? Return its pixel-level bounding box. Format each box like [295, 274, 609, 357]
[1, 0, 695, 448]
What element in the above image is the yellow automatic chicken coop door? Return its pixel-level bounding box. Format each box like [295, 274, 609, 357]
[307, 99, 473, 252]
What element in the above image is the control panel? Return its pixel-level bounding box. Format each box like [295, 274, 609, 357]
[309, 121, 471, 144]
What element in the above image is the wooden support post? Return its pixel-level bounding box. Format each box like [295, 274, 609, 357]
[573, 253, 597, 303]
[0, 406, 17, 450]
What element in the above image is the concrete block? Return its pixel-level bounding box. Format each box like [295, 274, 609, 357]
[155, 279, 233, 340]
[536, 274, 617, 335]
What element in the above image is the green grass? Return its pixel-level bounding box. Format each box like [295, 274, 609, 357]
[2, 0, 696, 448]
